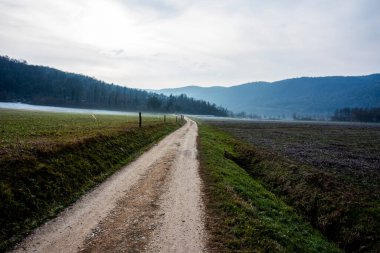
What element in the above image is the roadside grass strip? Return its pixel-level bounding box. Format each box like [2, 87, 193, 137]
[198, 123, 341, 253]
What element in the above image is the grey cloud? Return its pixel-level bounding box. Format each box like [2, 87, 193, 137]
[112, 49, 125, 56]
[115, 0, 185, 20]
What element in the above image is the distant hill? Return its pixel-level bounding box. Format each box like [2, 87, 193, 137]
[156, 75, 380, 117]
[0, 56, 228, 116]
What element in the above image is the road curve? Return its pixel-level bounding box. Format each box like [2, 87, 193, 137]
[11, 118, 206, 253]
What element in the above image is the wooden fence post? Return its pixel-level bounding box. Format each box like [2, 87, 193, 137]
[139, 112, 142, 128]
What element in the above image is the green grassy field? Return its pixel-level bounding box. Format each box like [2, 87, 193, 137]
[0, 109, 174, 157]
[198, 123, 341, 252]
[200, 120, 380, 252]
[0, 109, 181, 252]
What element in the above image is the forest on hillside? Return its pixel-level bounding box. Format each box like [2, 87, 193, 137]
[0, 56, 229, 116]
[332, 107, 380, 122]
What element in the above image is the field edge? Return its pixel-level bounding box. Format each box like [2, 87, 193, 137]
[197, 122, 341, 253]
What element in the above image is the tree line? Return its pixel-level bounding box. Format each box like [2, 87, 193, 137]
[0, 56, 229, 116]
[332, 107, 380, 122]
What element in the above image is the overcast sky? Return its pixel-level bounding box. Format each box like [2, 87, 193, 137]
[0, 0, 379, 89]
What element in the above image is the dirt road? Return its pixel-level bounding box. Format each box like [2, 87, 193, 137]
[11, 119, 206, 253]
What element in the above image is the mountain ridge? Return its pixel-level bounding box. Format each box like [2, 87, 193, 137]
[155, 74, 380, 117]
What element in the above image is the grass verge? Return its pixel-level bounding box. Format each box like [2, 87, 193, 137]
[0, 111, 181, 252]
[198, 123, 341, 252]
